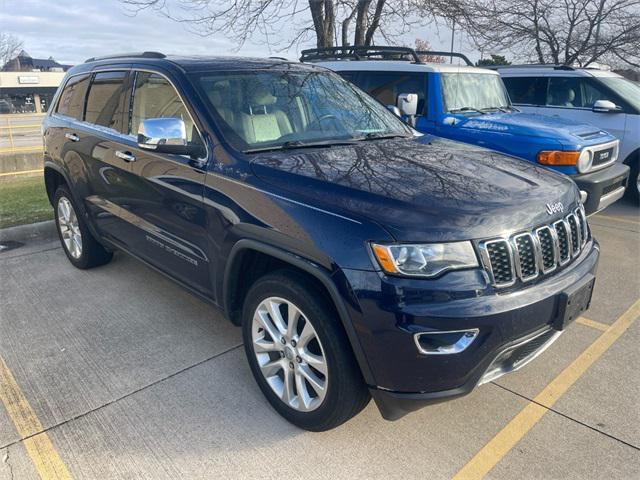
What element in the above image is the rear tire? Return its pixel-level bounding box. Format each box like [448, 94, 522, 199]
[242, 270, 370, 431]
[54, 186, 113, 269]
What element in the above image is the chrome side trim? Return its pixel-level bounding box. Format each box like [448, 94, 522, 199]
[413, 329, 480, 355]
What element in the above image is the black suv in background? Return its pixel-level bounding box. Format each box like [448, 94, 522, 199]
[43, 52, 599, 431]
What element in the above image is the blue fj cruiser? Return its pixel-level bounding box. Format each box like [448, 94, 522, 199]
[305, 47, 630, 215]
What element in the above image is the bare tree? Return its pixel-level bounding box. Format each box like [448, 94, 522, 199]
[122, 0, 427, 50]
[433, 0, 640, 67]
[414, 38, 445, 62]
[0, 33, 23, 68]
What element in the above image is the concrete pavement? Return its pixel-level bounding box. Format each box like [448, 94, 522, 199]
[1, 200, 638, 479]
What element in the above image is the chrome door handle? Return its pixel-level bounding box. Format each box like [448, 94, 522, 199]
[115, 150, 136, 162]
[64, 132, 79, 142]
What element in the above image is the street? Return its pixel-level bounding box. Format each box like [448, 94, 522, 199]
[0, 201, 639, 480]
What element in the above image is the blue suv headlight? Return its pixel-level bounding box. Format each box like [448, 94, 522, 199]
[371, 242, 479, 278]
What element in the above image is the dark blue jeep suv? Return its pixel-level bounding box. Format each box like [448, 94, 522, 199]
[43, 52, 599, 431]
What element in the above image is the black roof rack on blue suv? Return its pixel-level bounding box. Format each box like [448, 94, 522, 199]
[84, 51, 166, 63]
[300, 46, 472, 66]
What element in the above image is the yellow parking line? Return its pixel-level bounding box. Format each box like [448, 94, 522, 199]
[0, 146, 43, 154]
[595, 215, 640, 226]
[453, 298, 640, 480]
[0, 356, 73, 479]
[575, 316, 609, 332]
[0, 168, 44, 178]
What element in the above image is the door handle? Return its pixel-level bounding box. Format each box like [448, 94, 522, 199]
[115, 150, 136, 163]
[64, 132, 79, 142]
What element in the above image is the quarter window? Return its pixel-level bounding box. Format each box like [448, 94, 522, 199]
[56, 74, 90, 120]
[85, 71, 129, 131]
[130, 72, 199, 143]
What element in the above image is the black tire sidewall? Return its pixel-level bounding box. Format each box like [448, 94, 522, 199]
[242, 272, 368, 431]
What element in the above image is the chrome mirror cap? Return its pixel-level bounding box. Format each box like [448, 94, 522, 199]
[137, 117, 188, 150]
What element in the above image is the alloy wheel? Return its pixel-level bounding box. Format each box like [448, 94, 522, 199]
[57, 196, 83, 259]
[251, 297, 328, 412]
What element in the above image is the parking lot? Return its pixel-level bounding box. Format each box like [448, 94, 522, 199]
[0, 199, 638, 480]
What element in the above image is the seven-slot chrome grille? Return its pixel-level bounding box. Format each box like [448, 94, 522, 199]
[479, 206, 589, 288]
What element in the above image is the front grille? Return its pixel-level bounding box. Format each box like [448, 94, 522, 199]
[513, 233, 537, 280]
[592, 147, 614, 167]
[480, 206, 590, 288]
[485, 240, 514, 286]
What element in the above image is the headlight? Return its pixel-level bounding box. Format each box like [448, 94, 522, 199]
[371, 242, 479, 278]
[577, 149, 593, 173]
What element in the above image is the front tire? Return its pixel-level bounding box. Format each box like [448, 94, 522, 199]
[242, 271, 370, 431]
[54, 186, 113, 269]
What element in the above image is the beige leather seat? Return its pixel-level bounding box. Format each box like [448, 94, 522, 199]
[238, 88, 293, 144]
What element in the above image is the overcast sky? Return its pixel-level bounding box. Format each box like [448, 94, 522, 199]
[1, 0, 475, 66]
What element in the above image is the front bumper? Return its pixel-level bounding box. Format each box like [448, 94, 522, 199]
[340, 241, 599, 421]
[573, 163, 629, 215]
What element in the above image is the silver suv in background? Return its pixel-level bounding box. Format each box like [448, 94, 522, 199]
[496, 65, 640, 204]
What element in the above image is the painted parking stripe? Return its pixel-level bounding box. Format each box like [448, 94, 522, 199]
[594, 214, 640, 226]
[453, 298, 640, 480]
[575, 316, 609, 332]
[0, 168, 44, 178]
[0, 356, 72, 479]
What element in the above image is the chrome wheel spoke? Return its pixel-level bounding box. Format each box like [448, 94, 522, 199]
[282, 367, 296, 405]
[260, 358, 283, 378]
[266, 300, 287, 335]
[298, 321, 315, 348]
[253, 337, 281, 354]
[295, 372, 312, 411]
[300, 351, 327, 376]
[298, 364, 326, 397]
[255, 310, 281, 343]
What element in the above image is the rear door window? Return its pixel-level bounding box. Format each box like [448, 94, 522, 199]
[84, 71, 129, 132]
[56, 74, 90, 120]
[342, 71, 427, 114]
[502, 77, 547, 105]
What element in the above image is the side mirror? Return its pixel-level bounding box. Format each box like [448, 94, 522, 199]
[386, 105, 402, 117]
[592, 100, 620, 113]
[397, 93, 418, 116]
[137, 117, 202, 156]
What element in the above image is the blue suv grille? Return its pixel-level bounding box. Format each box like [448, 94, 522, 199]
[479, 206, 589, 288]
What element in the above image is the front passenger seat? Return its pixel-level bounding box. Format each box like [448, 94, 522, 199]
[239, 89, 292, 144]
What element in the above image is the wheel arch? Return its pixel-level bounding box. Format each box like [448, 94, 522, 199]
[223, 239, 376, 385]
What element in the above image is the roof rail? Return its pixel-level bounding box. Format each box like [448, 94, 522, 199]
[414, 50, 473, 66]
[84, 51, 166, 63]
[300, 46, 422, 63]
[486, 64, 575, 71]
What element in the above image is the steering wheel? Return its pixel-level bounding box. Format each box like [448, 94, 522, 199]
[307, 114, 343, 132]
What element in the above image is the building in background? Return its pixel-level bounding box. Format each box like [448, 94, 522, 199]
[0, 51, 71, 114]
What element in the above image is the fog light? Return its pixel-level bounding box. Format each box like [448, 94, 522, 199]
[414, 329, 479, 355]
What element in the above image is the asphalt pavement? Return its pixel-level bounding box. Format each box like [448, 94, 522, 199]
[0, 200, 638, 480]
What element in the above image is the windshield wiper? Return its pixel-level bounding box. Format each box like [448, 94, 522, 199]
[243, 139, 357, 154]
[448, 107, 485, 115]
[354, 132, 411, 141]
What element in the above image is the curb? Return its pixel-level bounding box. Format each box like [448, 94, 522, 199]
[0, 220, 56, 244]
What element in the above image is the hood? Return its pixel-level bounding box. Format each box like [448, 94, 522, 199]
[249, 136, 580, 242]
[450, 111, 611, 146]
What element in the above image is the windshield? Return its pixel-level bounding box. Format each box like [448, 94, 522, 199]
[192, 69, 411, 152]
[597, 76, 640, 111]
[441, 73, 511, 112]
